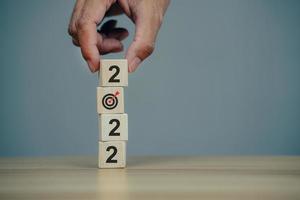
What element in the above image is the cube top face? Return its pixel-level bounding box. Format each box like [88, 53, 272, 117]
[98, 141, 126, 168]
[97, 87, 124, 114]
[99, 113, 128, 141]
[99, 59, 128, 87]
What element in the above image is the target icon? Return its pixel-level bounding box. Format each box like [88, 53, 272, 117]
[102, 91, 120, 110]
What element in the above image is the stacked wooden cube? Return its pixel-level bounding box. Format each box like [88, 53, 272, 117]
[97, 59, 128, 168]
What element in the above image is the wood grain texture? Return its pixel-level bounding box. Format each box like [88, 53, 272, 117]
[0, 156, 300, 200]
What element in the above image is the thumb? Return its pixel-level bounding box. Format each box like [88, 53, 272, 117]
[125, 11, 162, 72]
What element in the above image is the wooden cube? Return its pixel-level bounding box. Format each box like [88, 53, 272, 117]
[99, 59, 128, 87]
[97, 87, 124, 114]
[98, 141, 126, 168]
[99, 113, 128, 141]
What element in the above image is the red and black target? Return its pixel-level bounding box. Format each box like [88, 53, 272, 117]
[102, 93, 118, 110]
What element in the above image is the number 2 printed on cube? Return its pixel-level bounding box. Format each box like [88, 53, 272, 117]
[99, 59, 128, 87]
[99, 114, 128, 141]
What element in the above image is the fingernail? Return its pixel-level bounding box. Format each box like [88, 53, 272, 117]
[87, 61, 95, 72]
[129, 57, 141, 73]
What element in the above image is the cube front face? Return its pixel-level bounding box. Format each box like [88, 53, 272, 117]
[99, 59, 128, 87]
[97, 87, 124, 114]
[98, 141, 126, 168]
[99, 114, 128, 141]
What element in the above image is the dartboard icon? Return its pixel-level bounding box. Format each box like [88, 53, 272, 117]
[102, 91, 119, 110]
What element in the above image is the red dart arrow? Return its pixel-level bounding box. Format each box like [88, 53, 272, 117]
[114, 91, 120, 97]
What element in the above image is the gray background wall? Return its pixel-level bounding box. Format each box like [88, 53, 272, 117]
[0, 0, 299, 156]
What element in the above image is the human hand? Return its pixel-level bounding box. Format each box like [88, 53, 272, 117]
[68, 0, 170, 73]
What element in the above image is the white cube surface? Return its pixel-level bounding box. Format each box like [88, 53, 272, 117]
[98, 141, 126, 168]
[97, 87, 124, 114]
[99, 59, 128, 87]
[99, 113, 128, 141]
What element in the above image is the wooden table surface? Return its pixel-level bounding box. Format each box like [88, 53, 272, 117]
[0, 156, 300, 200]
